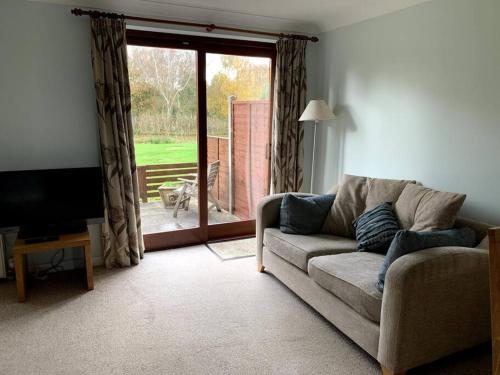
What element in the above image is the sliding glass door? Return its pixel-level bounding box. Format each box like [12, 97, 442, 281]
[205, 53, 272, 239]
[127, 30, 275, 250]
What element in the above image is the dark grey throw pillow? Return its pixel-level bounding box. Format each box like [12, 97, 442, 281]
[352, 202, 400, 254]
[377, 227, 476, 292]
[280, 194, 336, 235]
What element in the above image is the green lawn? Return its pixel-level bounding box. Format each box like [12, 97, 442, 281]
[134, 142, 197, 166]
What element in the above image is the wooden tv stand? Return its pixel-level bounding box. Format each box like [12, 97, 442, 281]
[13, 231, 94, 302]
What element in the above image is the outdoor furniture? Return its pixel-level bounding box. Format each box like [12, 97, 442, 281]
[158, 185, 186, 208]
[173, 160, 222, 218]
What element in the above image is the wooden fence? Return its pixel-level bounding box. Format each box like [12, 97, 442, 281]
[231, 100, 271, 219]
[137, 162, 197, 202]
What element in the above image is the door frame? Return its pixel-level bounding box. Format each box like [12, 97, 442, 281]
[127, 29, 276, 251]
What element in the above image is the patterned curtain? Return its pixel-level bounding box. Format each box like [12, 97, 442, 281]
[271, 39, 308, 193]
[90, 17, 144, 268]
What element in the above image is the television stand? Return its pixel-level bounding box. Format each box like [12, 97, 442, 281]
[24, 235, 59, 244]
[18, 221, 86, 241]
[13, 231, 94, 302]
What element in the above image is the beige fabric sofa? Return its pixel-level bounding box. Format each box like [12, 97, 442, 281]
[256, 193, 491, 375]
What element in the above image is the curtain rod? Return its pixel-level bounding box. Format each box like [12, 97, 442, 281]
[71, 8, 319, 43]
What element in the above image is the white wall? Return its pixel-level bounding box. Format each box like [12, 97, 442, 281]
[312, 0, 500, 224]
[0, 0, 102, 270]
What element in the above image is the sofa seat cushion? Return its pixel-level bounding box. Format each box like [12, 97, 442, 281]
[308, 253, 384, 322]
[263, 228, 357, 271]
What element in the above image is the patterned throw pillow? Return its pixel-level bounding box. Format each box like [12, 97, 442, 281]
[280, 194, 336, 235]
[353, 202, 400, 254]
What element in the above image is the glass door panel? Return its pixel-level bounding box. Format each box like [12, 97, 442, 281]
[205, 53, 272, 226]
[128, 45, 200, 235]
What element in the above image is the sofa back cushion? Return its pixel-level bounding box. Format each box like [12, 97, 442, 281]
[365, 177, 415, 211]
[394, 184, 466, 231]
[327, 184, 340, 195]
[322, 175, 368, 238]
[322, 175, 414, 238]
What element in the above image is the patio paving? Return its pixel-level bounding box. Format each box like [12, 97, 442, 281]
[140, 199, 240, 234]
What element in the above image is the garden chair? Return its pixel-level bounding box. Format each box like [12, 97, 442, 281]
[172, 160, 222, 218]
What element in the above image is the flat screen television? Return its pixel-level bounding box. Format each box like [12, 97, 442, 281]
[0, 167, 104, 240]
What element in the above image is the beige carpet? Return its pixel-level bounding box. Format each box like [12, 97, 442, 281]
[207, 237, 256, 260]
[0, 246, 491, 375]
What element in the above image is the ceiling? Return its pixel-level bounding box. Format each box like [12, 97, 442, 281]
[32, 0, 432, 34]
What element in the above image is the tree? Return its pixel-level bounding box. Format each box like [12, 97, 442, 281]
[207, 55, 270, 120]
[128, 46, 196, 119]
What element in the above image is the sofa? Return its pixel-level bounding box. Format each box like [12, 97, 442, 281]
[256, 176, 491, 375]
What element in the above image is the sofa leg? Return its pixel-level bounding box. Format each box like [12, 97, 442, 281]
[258, 264, 265, 273]
[381, 365, 406, 375]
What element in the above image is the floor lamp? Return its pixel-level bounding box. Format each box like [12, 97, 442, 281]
[299, 99, 336, 193]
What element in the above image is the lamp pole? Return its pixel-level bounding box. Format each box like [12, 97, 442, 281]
[310, 120, 318, 193]
[299, 99, 335, 194]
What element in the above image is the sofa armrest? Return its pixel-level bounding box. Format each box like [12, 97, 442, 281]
[256, 193, 314, 271]
[378, 246, 490, 373]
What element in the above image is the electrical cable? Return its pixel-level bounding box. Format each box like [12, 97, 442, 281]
[32, 249, 65, 280]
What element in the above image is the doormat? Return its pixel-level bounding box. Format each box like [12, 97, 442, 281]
[206, 237, 256, 261]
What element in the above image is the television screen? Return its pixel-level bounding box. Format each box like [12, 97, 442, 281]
[0, 167, 104, 229]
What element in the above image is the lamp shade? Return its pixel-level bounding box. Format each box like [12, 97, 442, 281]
[299, 99, 336, 122]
